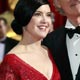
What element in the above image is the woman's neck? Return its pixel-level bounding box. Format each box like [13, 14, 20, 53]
[20, 30, 43, 47]
[18, 37, 43, 50]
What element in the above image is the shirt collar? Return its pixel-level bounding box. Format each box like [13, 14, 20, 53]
[65, 19, 76, 29]
[0, 37, 6, 42]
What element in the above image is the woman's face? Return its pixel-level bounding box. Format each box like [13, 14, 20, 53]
[25, 4, 52, 40]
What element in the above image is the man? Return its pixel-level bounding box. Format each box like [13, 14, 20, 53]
[0, 17, 19, 61]
[43, 0, 80, 80]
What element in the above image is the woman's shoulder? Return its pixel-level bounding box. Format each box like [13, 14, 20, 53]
[1, 53, 23, 70]
[2, 54, 17, 64]
[8, 44, 25, 55]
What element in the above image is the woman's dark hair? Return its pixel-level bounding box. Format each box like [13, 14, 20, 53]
[11, 0, 50, 35]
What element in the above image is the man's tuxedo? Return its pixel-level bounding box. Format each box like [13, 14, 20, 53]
[43, 26, 73, 80]
[76, 66, 80, 80]
[4, 37, 19, 55]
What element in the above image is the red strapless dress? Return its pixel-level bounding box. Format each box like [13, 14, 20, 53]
[0, 50, 61, 80]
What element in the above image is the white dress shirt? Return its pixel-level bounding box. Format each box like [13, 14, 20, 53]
[0, 43, 5, 62]
[65, 20, 80, 80]
[0, 37, 6, 62]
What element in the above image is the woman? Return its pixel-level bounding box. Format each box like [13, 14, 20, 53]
[0, 0, 61, 80]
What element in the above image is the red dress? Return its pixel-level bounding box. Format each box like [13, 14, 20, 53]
[0, 51, 61, 80]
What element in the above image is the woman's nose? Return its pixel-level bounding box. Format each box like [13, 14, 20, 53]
[41, 15, 48, 23]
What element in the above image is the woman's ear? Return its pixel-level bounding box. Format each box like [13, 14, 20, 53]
[23, 27, 26, 32]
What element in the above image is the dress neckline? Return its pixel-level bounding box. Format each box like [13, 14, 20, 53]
[5, 50, 54, 80]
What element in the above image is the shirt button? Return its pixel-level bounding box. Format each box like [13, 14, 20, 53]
[75, 54, 78, 56]
[77, 35, 79, 37]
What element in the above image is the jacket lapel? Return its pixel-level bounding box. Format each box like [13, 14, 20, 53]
[52, 27, 73, 80]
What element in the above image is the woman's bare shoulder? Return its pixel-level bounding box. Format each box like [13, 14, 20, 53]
[8, 44, 25, 55]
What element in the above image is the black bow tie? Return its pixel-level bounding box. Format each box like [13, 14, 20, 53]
[66, 26, 80, 39]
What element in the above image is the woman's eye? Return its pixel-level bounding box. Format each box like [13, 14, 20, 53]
[47, 13, 52, 17]
[34, 13, 41, 16]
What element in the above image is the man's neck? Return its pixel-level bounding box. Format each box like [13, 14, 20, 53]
[0, 37, 6, 42]
[65, 19, 76, 29]
[67, 15, 80, 27]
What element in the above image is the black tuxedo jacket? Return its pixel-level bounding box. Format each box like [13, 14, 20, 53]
[43, 27, 73, 80]
[4, 37, 19, 55]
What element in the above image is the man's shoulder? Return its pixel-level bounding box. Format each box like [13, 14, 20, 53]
[48, 26, 65, 38]
[6, 37, 19, 43]
[53, 26, 65, 33]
